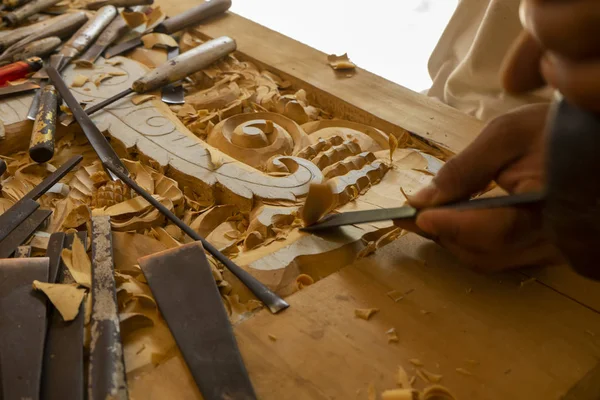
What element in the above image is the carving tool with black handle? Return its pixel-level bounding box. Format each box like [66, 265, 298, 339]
[26, 6, 117, 120]
[29, 84, 59, 163]
[88, 216, 128, 400]
[104, 0, 232, 58]
[0, 56, 43, 86]
[0, 257, 49, 400]
[41, 232, 87, 400]
[0, 155, 82, 243]
[76, 5, 151, 67]
[139, 242, 257, 400]
[0, 0, 62, 28]
[86, 0, 152, 10]
[48, 65, 289, 314]
[83, 36, 235, 117]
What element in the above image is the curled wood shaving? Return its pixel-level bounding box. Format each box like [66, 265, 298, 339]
[387, 328, 399, 344]
[71, 74, 89, 88]
[397, 366, 411, 388]
[455, 367, 472, 376]
[389, 134, 399, 163]
[109, 71, 127, 77]
[122, 10, 147, 28]
[296, 274, 314, 290]
[146, 6, 166, 29]
[354, 308, 379, 320]
[409, 359, 424, 367]
[268, 334, 277, 341]
[141, 33, 178, 49]
[105, 59, 122, 66]
[206, 146, 226, 171]
[327, 53, 356, 70]
[61, 236, 91, 288]
[93, 73, 112, 87]
[32, 281, 86, 321]
[357, 240, 377, 259]
[132, 94, 156, 105]
[301, 182, 335, 226]
[387, 289, 404, 302]
[419, 368, 443, 383]
[381, 389, 419, 400]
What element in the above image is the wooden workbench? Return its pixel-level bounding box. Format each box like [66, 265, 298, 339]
[121, 2, 600, 399]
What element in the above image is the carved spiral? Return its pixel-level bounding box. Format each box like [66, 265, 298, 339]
[207, 112, 311, 169]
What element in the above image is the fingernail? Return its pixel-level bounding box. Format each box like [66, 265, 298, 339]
[408, 183, 439, 207]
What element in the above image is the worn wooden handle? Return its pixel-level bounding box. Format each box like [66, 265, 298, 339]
[2, 0, 32, 9]
[132, 36, 236, 93]
[155, 0, 232, 34]
[4, 0, 62, 26]
[86, 0, 152, 10]
[29, 85, 59, 163]
[63, 5, 117, 55]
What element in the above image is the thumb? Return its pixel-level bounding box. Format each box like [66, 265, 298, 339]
[408, 104, 549, 208]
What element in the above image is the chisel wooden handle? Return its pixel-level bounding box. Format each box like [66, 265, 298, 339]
[2, 0, 62, 26]
[29, 84, 59, 163]
[154, 0, 232, 34]
[86, 0, 152, 10]
[2, 0, 32, 9]
[12, 37, 61, 62]
[132, 36, 236, 93]
[61, 5, 117, 58]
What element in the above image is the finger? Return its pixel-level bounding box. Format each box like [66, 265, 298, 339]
[501, 31, 546, 93]
[541, 53, 600, 112]
[409, 104, 550, 208]
[521, 0, 600, 59]
[392, 219, 435, 240]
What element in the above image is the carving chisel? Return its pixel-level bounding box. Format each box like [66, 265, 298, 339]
[0, 80, 39, 98]
[26, 5, 118, 120]
[139, 242, 257, 400]
[83, 36, 235, 117]
[9, 37, 62, 63]
[301, 191, 546, 232]
[160, 45, 185, 104]
[48, 66, 289, 314]
[0, 0, 62, 28]
[0, 257, 49, 400]
[0, 155, 82, 243]
[76, 5, 151, 67]
[29, 84, 59, 163]
[0, 208, 52, 258]
[104, 0, 232, 58]
[86, 0, 153, 10]
[89, 216, 128, 400]
[0, 56, 43, 86]
[14, 245, 32, 257]
[41, 232, 87, 400]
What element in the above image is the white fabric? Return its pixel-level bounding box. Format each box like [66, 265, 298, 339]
[427, 0, 552, 121]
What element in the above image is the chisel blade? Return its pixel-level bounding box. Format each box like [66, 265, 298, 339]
[104, 37, 142, 58]
[0, 81, 39, 98]
[14, 245, 32, 257]
[160, 46, 185, 104]
[138, 242, 257, 400]
[0, 208, 52, 258]
[0, 257, 49, 400]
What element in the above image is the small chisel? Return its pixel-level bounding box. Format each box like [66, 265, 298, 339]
[0, 0, 62, 28]
[86, 0, 153, 10]
[160, 45, 185, 104]
[105, 0, 232, 58]
[26, 5, 118, 120]
[0, 81, 39, 98]
[29, 84, 59, 163]
[83, 36, 236, 116]
[48, 65, 289, 314]
[0, 57, 42, 86]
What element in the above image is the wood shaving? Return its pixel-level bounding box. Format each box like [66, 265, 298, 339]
[109, 71, 127, 77]
[142, 33, 178, 49]
[61, 235, 91, 288]
[354, 308, 379, 320]
[296, 274, 314, 290]
[327, 53, 356, 70]
[132, 94, 156, 105]
[420, 310, 431, 315]
[519, 277, 536, 287]
[409, 376, 416, 386]
[389, 134, 399, 162]
[94, 73, 112, 87]
[268, 334, 277, 341]
[357, 240, 377, 259]
[387, 289, 404, 302]
[419, 368, 443, 383]
[122, 10, 147, 28]
[119, 312, 154, 338]
[105, 59, 122, 66]
[382, 389, 418, 400]
[206, 146, 226, 171]
[32, 281, 86, 321]
[409, 359, 424, 367]
[71, 74, 89, 88]
[455, 367, 472, 376]
[387, 328, 399, 344]
[397, 366, 411, 388]
[145, 6, 166, 29]
[60, 104, 72, 115]
[301, 182, 336, 226]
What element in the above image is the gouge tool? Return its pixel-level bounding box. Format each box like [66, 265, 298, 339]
[0, 0, 62, 28]
[48, 65, 289, 314]
[104, 0, 232, 58]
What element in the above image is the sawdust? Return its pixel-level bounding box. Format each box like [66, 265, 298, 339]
[32, 280, 86, 321]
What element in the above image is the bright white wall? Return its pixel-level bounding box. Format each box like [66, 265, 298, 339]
[230, 0, 458, 92]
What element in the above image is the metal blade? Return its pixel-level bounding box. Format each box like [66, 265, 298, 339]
[47, 66, 129, 178]
[160, 46, 184, 104]
[25, 154, 83, 201]
[0, 81, 39, 98]
[104, 37, 142, 58]
[0, 208, 52, 258]
[0, 257, 49, 400]
[301, 192, 546, 232]
[76, 43, 106, 67]
[138, 242, 257, 400]
[14, 245, 32, 258]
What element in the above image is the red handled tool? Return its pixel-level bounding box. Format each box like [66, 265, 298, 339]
[0, 57, 42, 86]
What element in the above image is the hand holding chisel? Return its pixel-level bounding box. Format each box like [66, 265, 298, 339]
[82, 36, 236, 117]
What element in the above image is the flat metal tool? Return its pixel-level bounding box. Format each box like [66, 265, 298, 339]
[0, 81, 39, 98]
[86, 0, 152, 10]
[301, 191, 546, 232]
[104, 0, 232, 58]
[29, 84, 59, 163]
[160, 45, 185, 104]
[0, 155, 82, 243]
[41, 231, 87, 400]
[82, 36, 236, 118]
[14, 245, 32, 257]
[48, 65, 289, 314]
[138, 242, 257, 400]
[0, 208, 52, 258]
[0, 257, 49, 400]
[89, 216, 128, 400]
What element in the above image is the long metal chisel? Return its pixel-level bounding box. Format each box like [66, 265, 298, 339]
[47, 65, 289, 314]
